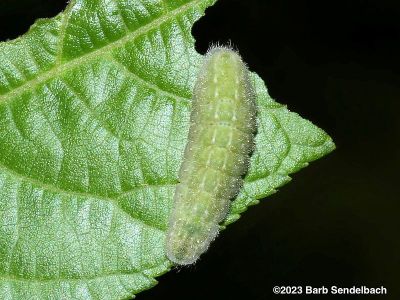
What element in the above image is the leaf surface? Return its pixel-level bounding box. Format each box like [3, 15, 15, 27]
[0, 0, 334, 299]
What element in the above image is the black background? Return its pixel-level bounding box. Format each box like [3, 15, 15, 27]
[0, 0, 399, 299]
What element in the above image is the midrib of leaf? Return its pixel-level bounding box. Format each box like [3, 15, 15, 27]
[0, 0, 203, 104]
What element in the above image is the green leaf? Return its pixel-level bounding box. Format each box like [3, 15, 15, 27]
[0, 0, 334, 299]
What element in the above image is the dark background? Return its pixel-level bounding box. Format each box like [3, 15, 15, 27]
[1, 0, 399, 299]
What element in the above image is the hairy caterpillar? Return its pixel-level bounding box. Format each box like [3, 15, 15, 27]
[165, 47, 257, 265]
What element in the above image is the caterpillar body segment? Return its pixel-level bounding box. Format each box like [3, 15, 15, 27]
[166, 47, 257, 265]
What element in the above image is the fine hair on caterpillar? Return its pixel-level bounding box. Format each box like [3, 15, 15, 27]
[165, 45, 258, 265]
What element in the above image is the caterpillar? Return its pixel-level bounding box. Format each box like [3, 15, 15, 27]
[165, 46, 257, 265]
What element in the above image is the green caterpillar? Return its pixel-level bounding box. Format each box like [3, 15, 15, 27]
[165, 47, 257, 265]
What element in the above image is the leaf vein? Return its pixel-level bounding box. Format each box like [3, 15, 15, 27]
[108, 57, 189, 102]
[0, 163, 163, 233]
[0, 0, 203, 104]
